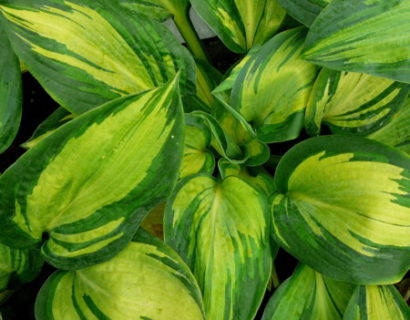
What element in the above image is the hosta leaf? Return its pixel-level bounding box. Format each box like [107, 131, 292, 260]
[35, 230, 205, 320]
[305, 69, 410, 136]
[180, 114, 215, 179]
[368, 96, 410, 154]
[218, 159, 276, 197]
[229, 27, 318, 143]
[0, 79, 184, 270]
[303, 0, 410, 84]
[190, 0, 286, 53]
[277, 0, 330, 27]
[23, 107, 74, 149]
[0, 21, 22, 154]
[262, 264, 355, 320]
[165, 173, 272, 320]
[0, 0, 195, 114]
[0, 243, 43, 292]
[118, 0, 171, 21]
[343, 285, 410, 320]
[272, 135, 410, 284]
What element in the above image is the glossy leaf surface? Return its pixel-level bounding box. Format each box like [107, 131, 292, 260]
[0, 80, 184, 270]
[303, 0, 410, 83]
[0, 0, 195, 114]
[262, 264, 354, 320]
[0, 21, 22, 154]
[190, 0, 286, 53]
[343, 285, 410, 320]
[228, 28, 318, 143]
[165, 173, 272, 320]
[305, 69, 410, 136]
[277, 0, 330, 26]
[272, 135, 410, 284]
[35, 230, 205, 320]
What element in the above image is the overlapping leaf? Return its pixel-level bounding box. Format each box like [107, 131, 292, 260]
[223, 27, 318, 143]
[0, 21, 22, 154]
[262, 264, 355, 320]
[277, 0, 330, 27]
[190, 0, 286, 53]
[0, 243, 42, 293]
[0, 0, 195, 114]
[344, 285, 410, 320]
[368, 96, 410, 154]
[35, 230, 205, 320]
[305, 69, 410, 136]
[0, 79, 184, 270]
[165, 173, 272, 320]
[180, 114, 215, 179]
[303, 0, 410, 83]
[272, 135, 410, 284]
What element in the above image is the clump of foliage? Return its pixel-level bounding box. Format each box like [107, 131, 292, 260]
[0, 0, 410, 319]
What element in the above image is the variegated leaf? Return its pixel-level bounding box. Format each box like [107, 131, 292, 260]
[0, 21, 22, 154]
[303, 0, 410, 84]
[262, 264, 355, 320]
[165, 173, 272, 320]
[305, 69, 410, 136]
[277, 0, 331, 27]
[272, 135, 410, 284]
[368, 96, 410, 154]
[35, 230, 205, 320]
[0, 79, 184, 270]
[0, 0, 195, 114]
[218, 159, 276, 197]
[343, 285, 410, 320]
[23, 107, 74, 149]
[0, 243, 43, 292]
[227, 27, 318, 143]
[190, 0, 286, 53]
[180, 114, 215, 179]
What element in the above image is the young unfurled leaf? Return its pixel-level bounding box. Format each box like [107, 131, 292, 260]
[305, 69, 410, 136]
[227, 27, 318, 143]
[368, 96, 410, 154]
[303, 0, 410, 84]
[35, 230, 205, 320]
[277, 0, 331, 27]
[0, 243, 43, 293]
[0, 79, 184, 270]
[272, 135, 410, 284]
[0, 22, 22, 154]
[180, 114, 215, 179]
[262, 264, 355, 320]
[0, 0, 195, 114]
[165, 173, 272, 320]
[190, 0, 286, 53]
[343, 285, 410, 320]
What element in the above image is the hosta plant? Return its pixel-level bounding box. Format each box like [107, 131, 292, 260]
[0, 0, 410, 319]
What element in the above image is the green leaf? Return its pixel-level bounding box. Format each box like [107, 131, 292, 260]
[303, 0, 410, 84]
[35, 229, 205, 320]
[227, 27, 318, 143]
[343, 285, 410, 320]
[262, 264, 355, 320]
[305, 69, 410, 136]
[368, 96, 410, 154]
[272, 135, 410, 284]
[0, 243, 43, 292]
[165, 173, 272, 320]
[277, 0, 331, 27]
[0, 79, 184, 270]
[23, 107, 74, 149]
[190, 0, 286, 53]
[0, 0, 195, 114]
[218, 159, 276, 197]
[118, 0, 189, 21]
[180, 114, 215, 179]
[0, 21, 22, 154]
